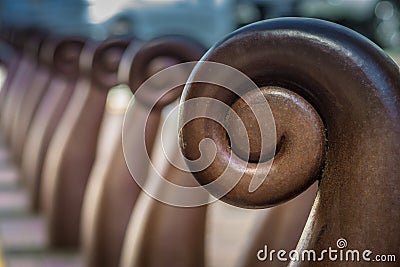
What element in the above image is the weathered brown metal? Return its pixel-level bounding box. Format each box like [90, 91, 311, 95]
[40, 37, 132, 248]
[119, 36, 207, 267]
[180, 18, 400, 266]
[21, 37, 86, 211]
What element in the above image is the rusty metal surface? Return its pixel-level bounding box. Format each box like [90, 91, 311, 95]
[180, 18, 400, 266]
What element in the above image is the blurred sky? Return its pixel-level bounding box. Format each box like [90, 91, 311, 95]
[88, 0, 131, 23]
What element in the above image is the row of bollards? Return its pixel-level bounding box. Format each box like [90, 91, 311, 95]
[1, 17, 399, 267]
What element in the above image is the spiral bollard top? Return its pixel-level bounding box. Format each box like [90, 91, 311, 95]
[90, 36, 137, 89]
[129, 35, 206, 109]
[179, 17, 400, 265]
[43, 37, 86, 79]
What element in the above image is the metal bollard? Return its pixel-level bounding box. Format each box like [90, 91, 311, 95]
[180, 18, 400, 266]
[0, 30, 40, 143]
[9, 31, 49, 164]
[81, 36, 141, 267]
[119, 36, 207, 267]
[21, 37, 86, 211]
[40, 37, 133, 248]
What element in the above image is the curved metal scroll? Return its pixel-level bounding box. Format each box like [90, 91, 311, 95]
[180, 18, 400, 266]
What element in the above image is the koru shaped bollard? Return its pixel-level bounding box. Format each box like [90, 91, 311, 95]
[180, 18, 400, 266]
[11, 33, 48, 163]
[119, 36, 207, 267]
[40, 37, 132, 248]
[22, 37, 86, 212]
[80, 36, 141, 267]
[11, 32, 48, 164]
